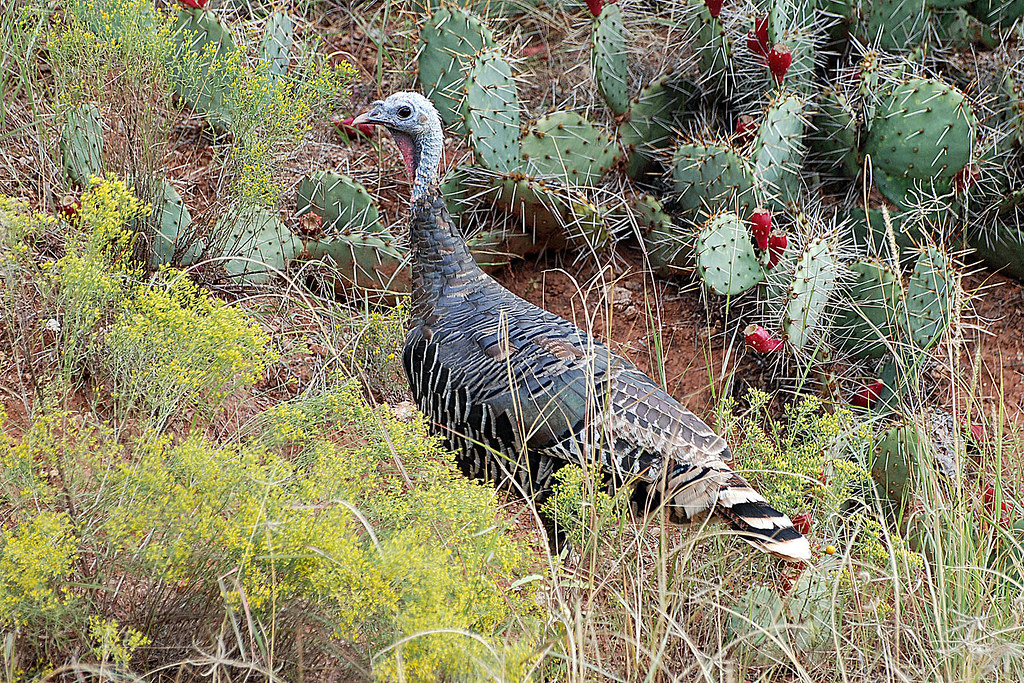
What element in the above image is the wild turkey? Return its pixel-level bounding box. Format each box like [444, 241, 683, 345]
[352, 92, 811, 561]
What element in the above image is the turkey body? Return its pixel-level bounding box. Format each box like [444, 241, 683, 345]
[401, 194, 797, 551]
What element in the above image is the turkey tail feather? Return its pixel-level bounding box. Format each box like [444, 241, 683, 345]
[664, 466, 811, 561]
[716, 496, 811, 561]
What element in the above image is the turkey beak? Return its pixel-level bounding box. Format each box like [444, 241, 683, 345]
[352, 107, 382, 127]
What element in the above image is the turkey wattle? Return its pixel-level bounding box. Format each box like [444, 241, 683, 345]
[352, 92, 811, 561]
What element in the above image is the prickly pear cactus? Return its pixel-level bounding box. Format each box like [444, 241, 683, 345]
[60, 102, 104, 188]
[591, 3, 630, 115]
[864, 77, 977, 207]
[671, 143, 759, 220]
[219, 205, 301, 284]
[695, 211, 765, 296]
[418, 7, 495, 128]
[690, 0, 731, 94]
[462, 49, 520, 174]
[727, 585, 784, 649]
[966, 0, 1024, 27]
[862, 0, 928, 52]
[783, 232, 842, 350]
[808, 87, 860, 179]
[296, 172, 411, 297]
[635, 195, 682, 275]
[872, 423, 921, 504]
[904, 245, 956, 349]
[520, 112, 619, 186]
[752, 91, 806, 210]
[620, 76, 691, 178]
[259, 10, 293, 79]
[306, 231, 410, 299]
[492, 174, 608, 249]
[296, 171, 383, 235]
[833, 258, 902, 359]
[168, 8, 236, 127]
[148, 178, 202, 269]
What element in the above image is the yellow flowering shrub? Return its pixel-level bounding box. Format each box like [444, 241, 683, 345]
[50, 178, 149, 383]
[103, 271, 276, 426]
[541, 462, 625, 551]
[0, 511, 78, 628]
[727, 390, 868, 515]
[339, 301, 410, 398]
[168, 20, 355, 205]
[51, 0, 175, 104]
[0, 384, 543, 681]
[0, 196, 55, 271]
[88, 617, 151, 667]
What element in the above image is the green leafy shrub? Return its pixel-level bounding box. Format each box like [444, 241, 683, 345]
[103, 271, 276, 426]
[0, 383, 544, 681]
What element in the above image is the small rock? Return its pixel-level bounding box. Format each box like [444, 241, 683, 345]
[611, 286, 632, 308]
[391, 401, 417, 422]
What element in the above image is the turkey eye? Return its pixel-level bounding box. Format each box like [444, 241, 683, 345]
[398, 106, 413, 118]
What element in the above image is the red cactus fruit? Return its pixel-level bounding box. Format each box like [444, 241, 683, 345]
[851, 379, 884, 408]
[744, 324, 785, 353]
[735, 114, 757, 144]
[750, 208, 771, 252]
[521, 44, 548, 58]
[179, 0, 209, 8]
[766, 43, 792, 83]
[953, 163, 980, 194]
[969, 422, 987, 442]
[982, 485, 1013, 526]
[586, 0, 604, 16]
[59, 194, 81, 219]
[746, 15, 770, 58]
[704, 0, 723, 18]
[767, 232, 787, 268]
[791, 512, 812, 535]
[331, 115, 374, 140]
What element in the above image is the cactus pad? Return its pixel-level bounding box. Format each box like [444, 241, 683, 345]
[864, 77, 977, 207]
[833, 259, 902, 359]
[520, 111, 619, 186]
[419, 8, 495, 128]
[671, 143, 758, 219]
[635, 195, 683, 275]
[305, 232, 410, 298]
[591, 3, 630, 115]
[60, 103, 104, 188]
[148, 178, 202, 268]
[493, 174, 608, 248]
[695, 211, 765, 296]
[809, 87, 860, 179]
[219, 205, 301, 284]
[260, 10, 294, 79]
[863, 0, 927, 51]
[905, 246, 955, 349]
[168, 8, 236, 127]
[620, 76, 690, 178]
[296, 171, 383, 235]
[872, 423, 920, 503]
[462, 49, 520, 174]
[752, 91, 806, 210]
[783, 233, 841, 350]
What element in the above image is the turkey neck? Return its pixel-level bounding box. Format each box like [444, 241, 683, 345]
[408, 188, 486, 323]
